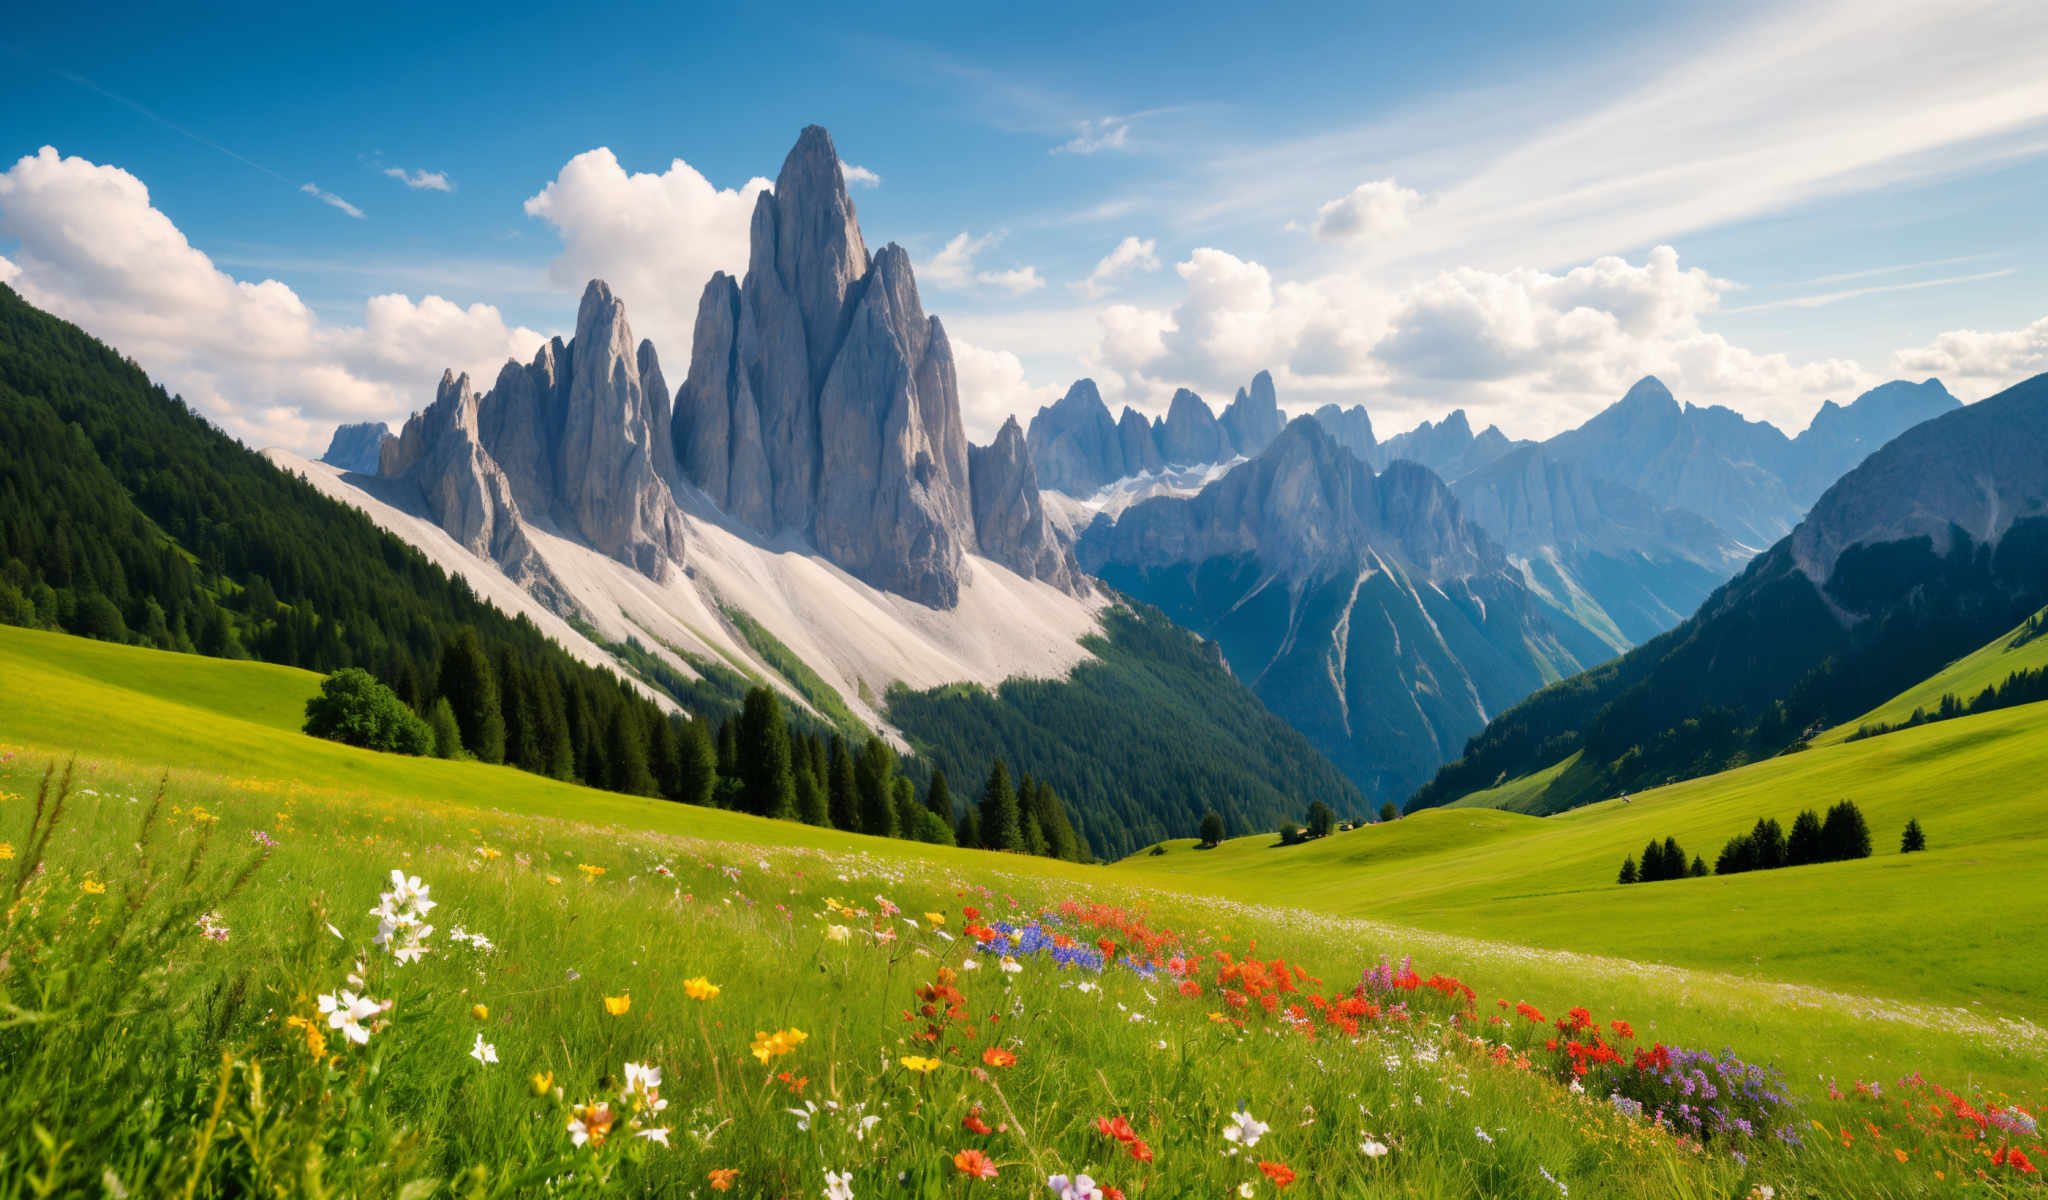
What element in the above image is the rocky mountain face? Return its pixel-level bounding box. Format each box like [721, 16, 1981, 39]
[1786, 378, 1959, 506]
[1026, 372, 1288, 497]
[319, 421, 391, 474]
[1451, 447, 1748, 650]
[1079, 417, 1589, 803]
[381, 280, 689, 579]
[674, 126, 1077, 606]
[969, 415, 1081, 594]
[1377, 409, 1528, 482]
[1539, 377, 1795, 549]
[1411, 370, 2048, 817]
[1309, 403, 1377, 465]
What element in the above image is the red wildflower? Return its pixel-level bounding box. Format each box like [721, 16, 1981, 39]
[1128, 1138, 1154, 1163]
[953, 1149, 999, 1180]
[1179, 980, 1201, 997]
[963, 1107, 993, 1135]
[982, 1046, 1016, 1068]
[1258, 1161, 1297, 1188]
[1096, 1115, 1137, 1143]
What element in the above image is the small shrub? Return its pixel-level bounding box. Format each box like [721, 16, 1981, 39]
[303, 667, 434, 755]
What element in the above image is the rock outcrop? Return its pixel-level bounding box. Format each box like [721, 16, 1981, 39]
[674, 125, 1083, 607]
[320, 421, 391, 474]
[1025, 379, 1124, 495]
[1379, 409, 1525, 482]
[383, 281, 688, 578]
[1156, 388, 1231, 466]
[970, 416, 1082, 592]
[1786, 378, 1959, 506]
[1219, 370, 1286, 459]
[1117, 406, 1164, 477]
[1309, 403, 1376, 467]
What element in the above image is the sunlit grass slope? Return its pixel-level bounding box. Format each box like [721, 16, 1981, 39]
[1819, 605, 2048, 743]
[4, 624, 2046, 1124]
[1120, 698, 2048, 1031]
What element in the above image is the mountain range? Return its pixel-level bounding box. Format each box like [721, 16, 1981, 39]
[1411, 370, 2048, 814]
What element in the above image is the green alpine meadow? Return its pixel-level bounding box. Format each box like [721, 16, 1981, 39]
[7, 8, 2048, 1195]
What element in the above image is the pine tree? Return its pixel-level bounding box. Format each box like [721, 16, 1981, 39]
[925, 769, 955, 825]
[980, 760, 1023, 852]
[1378, 802, 1399, 823]
[1033, 785, 1084, 861]
[856, 738, 898, 837]
[1689, 855, 1708, 878]
[797, 762, 830, 826]
[1640, 838, 1666, 882]
[675, 717, 716, 807]
[1199, 811, 1226, 848]
[1786, 809, 1824, 866]
[828, 737, 860, 832]
[1900, 818, 1927, 853]
[436, 629, 505, 764]
[737, 687, 797, 820]
[892, 777, 923, 841]
[1749, 818, 1787, 870]
[956, 804, 982, 850]
[604, 705, 656, 796]
[1716, 833, 1756, 875]
[1821, 800, 1873, 861]
[426, 696, 463, 759]
[1306, 801, 1337, 839]
[1018, 776, 1049, 857]
[1617, 856, 1639, 885]
[1661, 837, 1684, 879]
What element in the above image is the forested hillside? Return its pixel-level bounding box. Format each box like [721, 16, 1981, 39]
[0, 282, 692, 794]
[886, 604, 1367, 857]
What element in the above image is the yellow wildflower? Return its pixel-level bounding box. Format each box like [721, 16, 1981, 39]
[285, 1014, 328, 1059]
[750, 1027, 807, 1063]
[530, 1070, 555, 1096]
[80, 879, 106, 895]
[472, 1004, 489, 1021]
[604, 993, 631, 1016]
[899, 1055, 941, 1073]
[546, 875, 562, 886]
[684, 976, 721, 1001]
[924, 912, 947, 926]
[577, 863, 606, 879]
[0, 842, 12, 861]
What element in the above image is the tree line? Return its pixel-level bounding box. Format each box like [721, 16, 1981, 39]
[1615, 800, 1923, 884]
[1845, 660, 2048, 743]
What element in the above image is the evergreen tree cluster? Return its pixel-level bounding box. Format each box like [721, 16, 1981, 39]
[1712, 802, 1872, 876]
[1617, 835, 1705, 884]
[950, 759, 1091, 861]
[0, 283, 702, 799]
[885, 605, 1364, 859]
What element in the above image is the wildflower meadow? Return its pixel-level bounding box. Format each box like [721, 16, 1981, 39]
[0, 751, 2042, 1198]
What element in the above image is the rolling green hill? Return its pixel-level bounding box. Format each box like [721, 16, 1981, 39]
[6, 621, 2045, 1102]
[1819, 604, 2048, 743]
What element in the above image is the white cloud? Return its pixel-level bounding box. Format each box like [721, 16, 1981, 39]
[382, 166, 453, 192]
[918, 231, 1044, 295]
[1073, 236, 1160, 298]
[0, 146, 541, 453]
[299, 182, 364, 219]
[1894, 313, 2048, 400]
[521, 147, 770, 368]
[1720, 268, 2013, 315]
[950, 336, 1061, 441]
[1292, 179, 1424, 242]
[0, 254, 17, 285]
[1053, 116, 1132, 155]
[1094, 242, 1869, 435]
[839, 161, 881, 187]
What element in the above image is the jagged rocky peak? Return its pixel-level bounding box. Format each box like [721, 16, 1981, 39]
[1220, 369, 1286, 458]
[971, 415, 1083, 593]
[1025, 378, 1122, 495]
[676, 125, 1083, 607]
[1083, 415, 1492, 581]
[320, 421, 391, 474]
[383, 281, 687, 578]
[1117, 405, 1164, 476]
[1157, 388, 1230, 466]
[1309, 403, 1376, 465]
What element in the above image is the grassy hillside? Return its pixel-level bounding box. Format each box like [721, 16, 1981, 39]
[1121, 693, 2048, 1038]
[1820, 604, 2048, 743]
[6, 624, 2045, 1197]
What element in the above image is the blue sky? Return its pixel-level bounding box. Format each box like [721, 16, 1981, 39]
[2, 0, 2046, 452]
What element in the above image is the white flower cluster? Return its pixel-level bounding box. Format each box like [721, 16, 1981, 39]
[370, 869, 436, 965]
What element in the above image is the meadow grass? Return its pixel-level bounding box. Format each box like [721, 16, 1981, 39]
[3, 624, 2047, 1196]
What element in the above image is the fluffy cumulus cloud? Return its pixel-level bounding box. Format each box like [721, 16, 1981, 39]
[950, 336, 1062, 440]
[1893, 314, 2048, 400]
[919, 232, 1045, 296]
[839, 161, 881, 187]
[1073, 235, 1160, 298]
[1293, 179, 1424, 242]
[0, 146, 541, 452]
[521, 148, 770, 367]
[1095, 243, 1868, 434]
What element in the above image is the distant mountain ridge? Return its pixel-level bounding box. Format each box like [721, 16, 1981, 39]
[1410, 370, 2048, 816]
[1080, 417, 1595, 803]
[319, 422, 390, 474]
[1025, 371, 1284, 496]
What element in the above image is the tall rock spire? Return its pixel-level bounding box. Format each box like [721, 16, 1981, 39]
[674, 126, 1083, 607]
